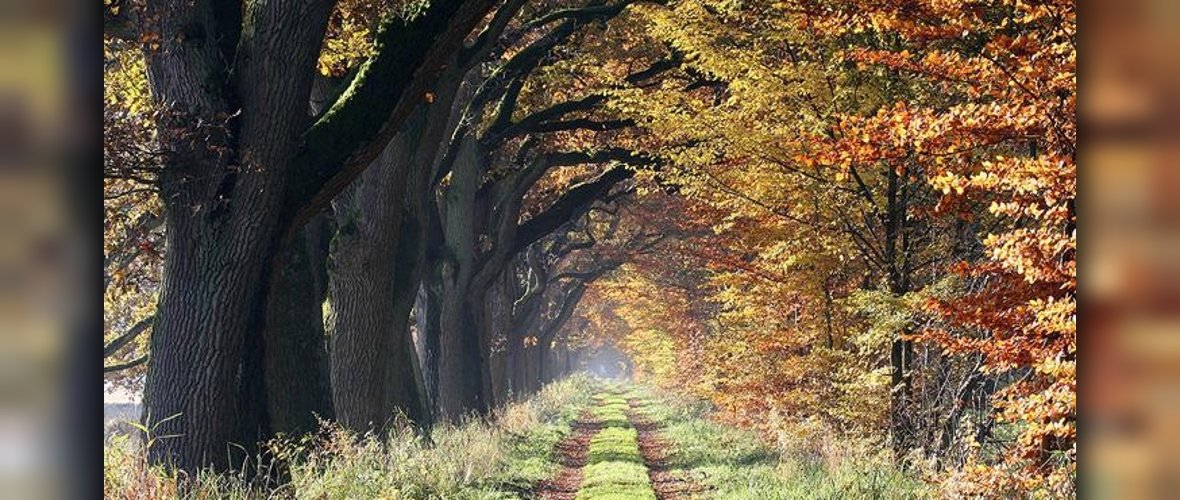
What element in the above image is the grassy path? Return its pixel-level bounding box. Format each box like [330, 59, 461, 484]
[537, 386, 708, 500]
[575, 390, 654, 499]
[531, 381, 928, 499]
[105, 376, 929, 498]
[533, 409, 602, 499]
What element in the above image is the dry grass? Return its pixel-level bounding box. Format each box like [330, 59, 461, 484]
[104, 375, 595, 499]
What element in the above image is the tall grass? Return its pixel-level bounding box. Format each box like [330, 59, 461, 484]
[632, 385, 932, 499]
[104, 375, 594, 499]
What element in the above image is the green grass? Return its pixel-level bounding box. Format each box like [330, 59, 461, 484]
[577, 463, 656, 500]
[587, 427, 644, 463]
[628, 385, 932, 499]
[575, 392, 657, 500]
[589, 394, 631, 428]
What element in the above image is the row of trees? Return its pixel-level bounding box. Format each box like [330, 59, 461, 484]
[570, 0, 1074, 496]
[105, 0, 1074, 494]
[104, 0, 682, 473]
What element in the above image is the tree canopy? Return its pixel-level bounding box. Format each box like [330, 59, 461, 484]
[104, 0, 1074, 495]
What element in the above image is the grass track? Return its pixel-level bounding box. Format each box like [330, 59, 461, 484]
[570, 386, 660, 500]
[105, 377, 928, 499]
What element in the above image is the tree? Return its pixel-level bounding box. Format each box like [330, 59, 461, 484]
[322, 0, 524, 433]
[582, 0, 1074, 493]
[409, 0, 659, 418]
[107, 0, 501, 472]
[494, 201, 660, 395]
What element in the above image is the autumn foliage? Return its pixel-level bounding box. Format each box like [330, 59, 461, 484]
[569, 0, 1075, 496]
[104, 0, 1073, 495]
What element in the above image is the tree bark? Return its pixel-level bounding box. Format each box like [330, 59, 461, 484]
[137, 0, 499, 472]
[140, 0, 334, 471]
[435, 138, 490, 419]
[263, 216, 335, 437]
[487, 273, 515, 405]
[416, 275, 443, 416]
[537, 339, 552, 386]
[327, 104, 438, 431]
[884, 165, 917, 461]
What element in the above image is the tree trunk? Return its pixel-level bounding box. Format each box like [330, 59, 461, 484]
[436, 138, 489, 419]
[487, 274, 514, 405]
[136, 0, 495, 472]
[508, 331, 527, 398]
[327, 124, 427, 432]
[262, 216, 334, 437]
[437, 289, 489, 418]
[537, 339, 552, 386]
[144, 199, 283, 471]
[884, 165, 917, 461]
[417, 279, 443, 416]
[524, 343, 540, 394]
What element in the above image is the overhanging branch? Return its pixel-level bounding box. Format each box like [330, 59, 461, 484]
[287, 0, 500, 231]
[514, 165, 637, 254]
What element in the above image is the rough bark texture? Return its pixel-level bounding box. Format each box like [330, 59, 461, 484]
[488, 274, 514, 405]
[417, 278, 444, 415]
[140, 0, 332, 471]
[436, 138, 491, 419]
[263, 216, 335, 437]
[138, 0, 498, 472]
[328, 126, 424, 432]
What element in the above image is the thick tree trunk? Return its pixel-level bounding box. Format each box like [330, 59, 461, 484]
[436, 138, 489, 420]
[524, 343, 540, 394]
[487, 275, 514, 405]
[537, 340, 552, 386]
[508, 329, 527, 398]
[489, 347, 507, 406]
[561, 346, 574, 379]
[136, 0, 497, 472]
[144, 199, 284, 471]
[327, 125, 426, 431]
[262, 216, 334, 437]
[437, 289, 489, 418]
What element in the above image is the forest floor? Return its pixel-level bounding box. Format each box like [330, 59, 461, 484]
[104, 376, 927, 499]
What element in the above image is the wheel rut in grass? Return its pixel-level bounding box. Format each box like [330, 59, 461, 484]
[539, 388, 660, 499]
[539, 387, 708, 500]
[627, 397, 710, 500]
[576, 390, 655, 499]
[534, 410, 603, 499]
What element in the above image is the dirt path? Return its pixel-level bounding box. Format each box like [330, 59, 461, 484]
[534, 410, 603, 499]
[538, 389, 710, 500]
[627, 398, 708, 500]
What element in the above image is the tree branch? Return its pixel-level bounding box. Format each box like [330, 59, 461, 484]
[461, 0, 529, 63]
[104, 355, 149, 373]
[539, 281, 589, 343]
[104, 315, 154, 358]
[514, 164, 638, 254]
[287, 0, 500, 231]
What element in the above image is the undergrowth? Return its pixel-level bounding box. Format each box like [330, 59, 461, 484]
[104, 375, 594, 499]
[106, 378, 932, 499]
[631, 385, 932, 499]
